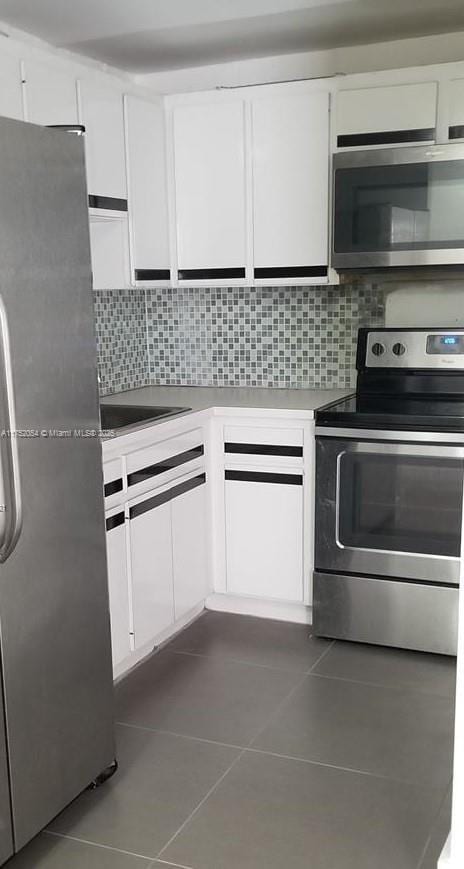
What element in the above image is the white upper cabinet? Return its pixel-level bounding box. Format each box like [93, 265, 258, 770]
[0, 53, 23, 120]
[171, 99, 247, 279]
[78, 79, 127, 202]
[448, 80, 464, 140]
[336, 82, 438, 148]
[124, 95, 170, 283]
[251, 90, 329, 280]
[22, 60, 78, 126]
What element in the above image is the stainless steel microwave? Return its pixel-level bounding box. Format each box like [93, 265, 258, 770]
[332, 142, 464, 270]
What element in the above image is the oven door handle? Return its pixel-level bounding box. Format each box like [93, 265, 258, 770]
[342, 442, 464, 460]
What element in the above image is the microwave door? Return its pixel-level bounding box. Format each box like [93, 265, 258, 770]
[331, 142, 464, 269]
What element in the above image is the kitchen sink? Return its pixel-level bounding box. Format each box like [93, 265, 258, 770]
[100, 404, 191, 430]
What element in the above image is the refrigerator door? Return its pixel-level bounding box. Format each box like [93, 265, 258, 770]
[0, 117, 114, 852]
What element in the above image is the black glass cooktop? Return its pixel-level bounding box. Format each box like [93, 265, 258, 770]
[316, 394, 464, 432]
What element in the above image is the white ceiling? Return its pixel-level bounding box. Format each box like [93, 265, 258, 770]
[1, 0, 464, 73]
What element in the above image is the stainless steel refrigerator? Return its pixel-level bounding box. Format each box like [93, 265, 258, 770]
[0, 116, 115, 863]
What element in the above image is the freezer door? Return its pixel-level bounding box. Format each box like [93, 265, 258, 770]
[0, 117, 114, 851]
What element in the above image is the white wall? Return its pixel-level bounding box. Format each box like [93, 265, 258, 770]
[385, 282, 464, 327]
[137, 30, 464, 94]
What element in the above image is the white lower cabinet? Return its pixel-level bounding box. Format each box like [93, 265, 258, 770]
[105, 509, 131, 669]
[129, 494, 174, 651]
[225, 471, 304, 602]
[172, 479, 208, 621]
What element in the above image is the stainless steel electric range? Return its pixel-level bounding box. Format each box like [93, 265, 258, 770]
[313, 327, 464, 656]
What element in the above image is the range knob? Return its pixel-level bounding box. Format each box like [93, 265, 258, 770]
[371, 342, 385, 357]
[392, 342, 406, 357]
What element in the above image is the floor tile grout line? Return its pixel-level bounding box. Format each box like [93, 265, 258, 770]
[306, 667, 456, 699]
[244, 745, 452, 789]
[116, 720, 245, 751]
[305, 639, 335, 674]
[414, 776, 454, 869]
[149, 858, 195, 869]
[117, 719, 453, 790]
[156, 747, 248, 860]
[168, 647, 325, 675]
[247, 670, 310, 749]
[43, 829, 155, 862]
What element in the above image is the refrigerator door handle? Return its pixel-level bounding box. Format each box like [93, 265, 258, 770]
[0, 295, 22, 562]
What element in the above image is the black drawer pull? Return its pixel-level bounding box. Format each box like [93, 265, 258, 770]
[106, 512, 125, 532]
[449, 125, 464, 140]
[225, 443, 303, 458]
[130, 473, 206, 520]
[128, 445, 204, 486]
[104, 478, 123, 497]
[88, 194, 128, 211]
[337, 128, 434, 148]
[225, 470, 302, 486]
[178, 268, 245, 281]
[254, 266, 327, 279]
[135, 268, 170, 281]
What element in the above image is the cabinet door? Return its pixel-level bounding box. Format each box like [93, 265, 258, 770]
[0, 53, 23, 120]
[89, 215, 129, 289]
[172, 100, 247, 278]
[23, 60, 78, 126]
[124, 95, 170, 283]
[105, 511, 131, 670]
[336, 82, 437, 148]
[79, 80, 127, 201]
[252, 91, 329, 279]
[172, 477, 208, 621]
[449, 79, 464, 140]
[129, 494, 174, 650]
[225, 471, 304, 602]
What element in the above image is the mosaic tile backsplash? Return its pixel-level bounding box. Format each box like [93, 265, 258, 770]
[94, 289, 148, 395]
[94, 284, 385, 396]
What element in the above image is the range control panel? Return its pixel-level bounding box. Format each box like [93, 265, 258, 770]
[365, 329, 464, 369]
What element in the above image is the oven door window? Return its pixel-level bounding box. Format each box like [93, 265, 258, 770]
[334, 160, 464, 254]
[338, 453, 463, 557]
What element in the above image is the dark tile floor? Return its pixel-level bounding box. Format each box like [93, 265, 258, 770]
[7, 612, 456, 868]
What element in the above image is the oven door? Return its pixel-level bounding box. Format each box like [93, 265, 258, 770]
[315, 437, 464, 584]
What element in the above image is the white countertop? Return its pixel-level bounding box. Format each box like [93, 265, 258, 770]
[101, 385, 352, 416]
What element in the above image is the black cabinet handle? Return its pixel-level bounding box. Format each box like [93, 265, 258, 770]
[130, 473, 206, 520]
[104, 478, 123, 497]
[225, 470, 302, 486]
[337, 128, 434, 148]
[106, 512, 125, 532]
[225, 442, 303, 458]
[254, 266, 327, 279]
[128, 445, 204, 487]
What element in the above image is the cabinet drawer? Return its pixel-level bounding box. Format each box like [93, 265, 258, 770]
[223, 425, 303, 448]
[223, 425, 304, 469]
[126, 428, 204, 497]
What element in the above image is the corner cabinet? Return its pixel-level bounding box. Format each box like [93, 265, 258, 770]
[103, 422, 210, 676]
[170, 98, 248, 282]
